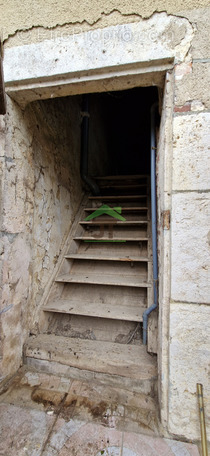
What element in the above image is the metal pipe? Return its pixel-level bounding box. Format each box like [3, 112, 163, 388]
[80, 94, 100, 196]
[197, 383, 208, 456]
[143, 102, 158, 345]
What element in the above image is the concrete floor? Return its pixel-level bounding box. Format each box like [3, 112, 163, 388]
[0, 368, 200, 456]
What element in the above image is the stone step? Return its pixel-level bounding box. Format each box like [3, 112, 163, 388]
[25, 334, 157, 394]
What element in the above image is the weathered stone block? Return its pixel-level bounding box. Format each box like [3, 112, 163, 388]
[171, 192, 209, 303]
[175, 62, 210, 109]
[168, 303, 210, 440]
[4, 14, 194, 84]
[172, 112, 210, 191]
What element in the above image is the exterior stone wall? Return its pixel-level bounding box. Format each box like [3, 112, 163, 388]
[168, 109, 210, 440]
[0, 96, 83, 380]
[167, 8, 210, 437]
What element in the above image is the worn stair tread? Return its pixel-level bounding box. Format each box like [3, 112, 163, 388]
[25, 334, 157, 380]
[74, 237, 149, 242]
[95, 175, 148, 180]
[78, 227, 148, 239]
[65, 253, 150, 262]
[74, 236, 149, 243]
[75, 242, 149, 258]
[56, 272, 151, 288]
[84, 207, 148, 212]
[42, 298, 146, 322]
[89, 195, 147, 201]
[48, 282, 146, 305]
[100, 184, 147, 189]
[79, 220, 148, 226]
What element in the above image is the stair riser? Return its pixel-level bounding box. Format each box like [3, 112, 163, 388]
[74, 241, 149, 258]
[26, 357, 157, 395]
[49, 283, 147, 306]
[100, 188, 148, 196]
[78, 226, 148, 239]
[68, 259, 148, 279]
[90, 201, 147, 208]
[46, 313, 143, 343]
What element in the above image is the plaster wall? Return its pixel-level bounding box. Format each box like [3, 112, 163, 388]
[29, 97, 83, 329]
[0, 0, 209, 49]
[0, 99, 34, 379]
[0, 96, 83, 380]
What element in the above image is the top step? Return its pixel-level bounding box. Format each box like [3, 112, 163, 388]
[95, 175, 149, 181]
[89, 195, 147, 201]
[99, 184, 147, 189]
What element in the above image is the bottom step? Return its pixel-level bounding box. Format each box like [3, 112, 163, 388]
[25, 334, 157, 394]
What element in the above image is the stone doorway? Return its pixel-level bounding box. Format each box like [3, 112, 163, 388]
[1, 12, 194, 431]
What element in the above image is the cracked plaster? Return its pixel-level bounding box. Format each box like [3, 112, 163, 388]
[0, 96, 83, 380]
[0, 0, 209, 47]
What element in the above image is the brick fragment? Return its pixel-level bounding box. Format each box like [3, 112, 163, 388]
[174, 103, 191, 113]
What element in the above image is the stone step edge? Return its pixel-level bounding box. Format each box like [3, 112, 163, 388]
[25, 357, 157, 396]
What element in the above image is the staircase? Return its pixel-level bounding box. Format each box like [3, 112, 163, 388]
[25, 175, 157, 395]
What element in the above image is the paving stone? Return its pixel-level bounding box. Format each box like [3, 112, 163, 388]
[0, 403, 54, 456]
[36, 373, 51, 389]
[47, 375, 62, 391]
[95, 448, 121, 456]
[59, 378, 72, 393]
[124, 407, 159, 435]
[0, 385, 45, 411]
[42, 418, 86, 455]
[64, 393, 122, 428]
[57, 422, 123, 456]
[20, 371, 41, 387]
[31, 388, 66, 411]
[68, 379, 84, 395]
[122, 432, 200, 456]
[0, 370, 201, 455]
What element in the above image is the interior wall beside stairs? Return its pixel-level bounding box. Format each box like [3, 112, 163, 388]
[0, 95, 83, 381]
